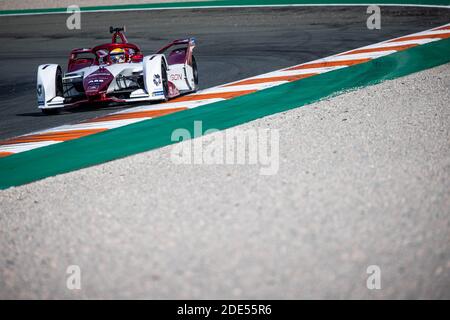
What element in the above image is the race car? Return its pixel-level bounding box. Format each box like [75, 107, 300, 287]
[37, 27, 199, 114]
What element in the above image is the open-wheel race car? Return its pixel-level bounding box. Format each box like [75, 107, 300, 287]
[37, 27, 199, 114]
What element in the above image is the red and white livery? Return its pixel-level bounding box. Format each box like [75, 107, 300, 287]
[37, 27, 199, 114]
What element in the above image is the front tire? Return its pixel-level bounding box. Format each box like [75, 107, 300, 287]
[55, 67, 64, 97]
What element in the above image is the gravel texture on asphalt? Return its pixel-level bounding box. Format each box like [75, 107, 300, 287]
[1, 63, 449, 299]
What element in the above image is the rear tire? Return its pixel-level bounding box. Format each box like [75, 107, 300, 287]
[161, 61, 169, 101]
[192, 55, 199, 91]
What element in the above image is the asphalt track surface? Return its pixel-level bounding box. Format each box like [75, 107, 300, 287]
[0, 6, 449, 140]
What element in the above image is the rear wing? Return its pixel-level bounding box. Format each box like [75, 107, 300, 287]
[110, 26, 128, 44]
[157, 38, 196, 65]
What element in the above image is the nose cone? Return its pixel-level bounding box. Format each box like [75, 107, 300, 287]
[83, 68, 114, 97]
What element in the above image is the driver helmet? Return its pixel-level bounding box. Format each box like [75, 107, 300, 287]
[110, 48, 126, 63]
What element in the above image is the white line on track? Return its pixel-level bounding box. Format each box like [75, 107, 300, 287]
[1, 4, 449, 17]
[246, 66, 345, 79]
[356, 38, 441, 49]
[199, 82, 287, 93]
[33, 118, 150, 134]
[0, 141, 62, 153]
[115, 98, 225, 114]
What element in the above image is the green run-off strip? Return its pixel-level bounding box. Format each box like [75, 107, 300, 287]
[0, 1, 449, 16]
[0, 38, 449, 189]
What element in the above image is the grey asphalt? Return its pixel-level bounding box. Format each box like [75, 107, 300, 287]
[0, 6, 449, 140]
[1, 62, 449, 299]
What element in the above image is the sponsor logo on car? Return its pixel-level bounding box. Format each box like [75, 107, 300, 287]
[152, 90, 164, 97]
[170, 74, 183, 81]
[88, 79, 104, 84]
[153, 74, 161, 86]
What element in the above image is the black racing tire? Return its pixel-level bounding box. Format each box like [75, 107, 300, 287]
[41, 108, 61, 115]
[192, 55, 199, 91]
[161, 61, 169, 101]
[55, 66, 64, 97]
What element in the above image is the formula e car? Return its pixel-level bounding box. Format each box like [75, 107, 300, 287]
[37, 27, 198, 114]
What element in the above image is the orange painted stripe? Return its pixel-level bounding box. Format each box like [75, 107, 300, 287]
[287, 58, 371, 71]
[0, 152, 13, 158]
[339, 44, 418, 55]
[171, 90, 257, 102]
[0, 129, 106, 145]
[84, 107, 187, 123]
[224, 73, 317, 86]
[389, 33, 450, 42]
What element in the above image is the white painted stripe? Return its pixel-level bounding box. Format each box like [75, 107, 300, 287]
[288, 48, 392, 70]
[33, 118, 149, 134]
[200, 82, 285, 93]
[280, 52, 386, 69]
[413, 29, 450, 36]
[113, 98, 225, 114]
[1, 4, 449, 17]
[236, 66, 345, 81]
[0, 141, 62, 153]
[334, 38, 442, 57]
[355, 38, 440, 50]
[279, 66, 346, 74]
[338, 50, 395, 59]
[317, 51, 393, 62]
[432, 24, 450, 30]
[167, 98, 225, 109]
[385, 28, 450, 43]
